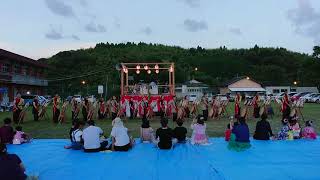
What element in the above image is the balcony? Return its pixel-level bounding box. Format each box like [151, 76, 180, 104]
[11, 74, 48, 86]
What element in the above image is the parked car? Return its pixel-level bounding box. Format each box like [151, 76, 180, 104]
[188, 94, 197, 102]
[300, 93, 317, 102]
[74, 95, 82, 103]
[310, 94, 320, 103]
[304, 93, 320, 102]
[291, 92, 311, 101]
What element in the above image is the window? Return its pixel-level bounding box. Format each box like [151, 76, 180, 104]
[291, 89, 296, 92]
[14, 64, 21, 74]
[1, 64, 9, 72]
[280, 89, 286, 92]
[273, 89, 280, 94]
[22, 66, 27, 75]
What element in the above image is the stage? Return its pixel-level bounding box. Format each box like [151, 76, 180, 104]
[7, 138, 320, 180]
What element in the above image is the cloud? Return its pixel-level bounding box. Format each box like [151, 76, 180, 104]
[45, 0, 75, 18]
[79, 0, 87, 7]
[71, 35, 80, 40]
[179, 0, 200, 8]
[85, 22, 107, 33]
[183, 19, 208, 32]
[140, 27, 152, 35]
[45, 27, 63, 40]
[114, 17, 121, 29]
[229, 28, 242, 35]
[287, 0, 320, 43]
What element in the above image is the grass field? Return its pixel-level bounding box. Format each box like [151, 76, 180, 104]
[0, 102, 319, 139]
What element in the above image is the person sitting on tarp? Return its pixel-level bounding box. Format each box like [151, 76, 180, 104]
[191, 115, 209, 145]
[0, 118, 14, 144]
[154, 118, 175, 149]
[0, 143, 27, 180]
[173, 120, 187, 143]
[140, 116, 155, 143]
[111, 118, 134, 152]
[64, 121, 85, 150]
[253, 113, 274, 140]
[288, 117, 301, 139]
[82, 120, 109, 153]
[276, 119, 290, 140]
[228, 116, 251, 151]
[302, 120, 317, 139]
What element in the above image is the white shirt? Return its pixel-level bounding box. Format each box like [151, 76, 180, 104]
[111, 127, 130, 146]
[82, 126, 103, 149]
[72, 129, 83, 142]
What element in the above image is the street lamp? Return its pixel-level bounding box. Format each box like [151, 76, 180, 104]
[195, 67, 198, 71]
[81, 80, 86, 85]
[293, 81, 297, 85]
[246, 77, 250, 80]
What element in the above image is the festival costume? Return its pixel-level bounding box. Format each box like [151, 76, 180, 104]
[98, 100, 105, 120]
[52, 96, 60, 123]
[252, 95, 260, 118]
[234, 94, 241, 119]
[281, 94, 290, 120]
[82, 100, 89, 121]
[32, 99, 39, 121]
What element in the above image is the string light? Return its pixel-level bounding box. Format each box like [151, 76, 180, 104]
[147, 70, 151, 74]
[136, 65, 140, 70]
[154, 64, 159, 70]
[169, 66, 174, 72]
[136, 70, 140, 74]
[144, 65, 149, 70]
[155, 69, 159, 74]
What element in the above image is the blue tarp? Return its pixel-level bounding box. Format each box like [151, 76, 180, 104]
[7, 138, 320, 180]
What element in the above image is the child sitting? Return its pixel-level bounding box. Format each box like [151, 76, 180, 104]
[288, 118, 301, 139]
[173, 121, 187, 143]
[302, 120, 317, 139]
[140, 117, 154, 143]
[191, 115, 209, 145]
[277, 119, 290, 140]
[225, 123, 232, 141]
[12, 126, 31, 145]
[228, 117, 251, 151]
[64, 121, 85, 150]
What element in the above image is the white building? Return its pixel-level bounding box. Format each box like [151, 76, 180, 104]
[175, 79, 210, 99]
[265, 86, 319, 94]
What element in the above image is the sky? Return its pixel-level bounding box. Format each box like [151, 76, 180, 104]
[0, 0, 320, 59]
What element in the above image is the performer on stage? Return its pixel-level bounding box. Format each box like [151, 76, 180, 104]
[252, 93, 260, 118]
[32, 96, 39, 121]
[110, 96, 118, 120]
[98, 98, 105, 120]
[234, 92, 242, 119]
[13, 93, 24, 124]
[52, 94, 60, 123]
[82, 98, 89, 121]
[281, 90, 291, 120]
[200, 95, 209, 121]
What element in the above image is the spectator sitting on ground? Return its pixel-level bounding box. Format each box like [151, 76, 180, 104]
[155, 118, 175, 150]
[191, 115, 209, 145]
[288, 117, 301, 139]
[140, 116, 154, 143]
[253, 113, 273, 140]
[64, 121, 85, 150]
[0, 118, 14, 144]
[228, 116, 251, 151]
[173, 120, 187, 143]
[82, 120, 108, 153]
[0, 142, 28, 180]
[12, 126, 31, 145]
[111, 118, 135, 151]
[302, 120, 317, 140]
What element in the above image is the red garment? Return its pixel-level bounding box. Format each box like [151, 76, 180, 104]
[53, 97, 58, 113]
[252, 95, 259, 108]
[225, 129, 231, 141]
[281, 94, 289, 112]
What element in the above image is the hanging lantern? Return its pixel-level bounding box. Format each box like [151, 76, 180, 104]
[155, 69, 159, 74]
[136, 70, 140, 74]
[123, 68, 128, 74]
[136, 65, 141, 70]
[154, 64, 159, 70]
[147, 69, 151, 74]
[144, 65, 149, 70]
[169, 66, 174, 72]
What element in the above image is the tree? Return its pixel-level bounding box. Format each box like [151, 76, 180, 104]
[312, 46, 320, 59]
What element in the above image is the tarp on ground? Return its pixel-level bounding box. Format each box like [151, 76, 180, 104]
[7, 138, 320, 180]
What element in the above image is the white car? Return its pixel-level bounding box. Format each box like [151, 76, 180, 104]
[188, 94, 198, 102]
[274, 93, 284, 100]
[73, 95, 82, 103]
[310, 94, 320, 103]
[301, 93, 319, 102]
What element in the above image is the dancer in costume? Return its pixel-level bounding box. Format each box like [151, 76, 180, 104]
[281, 90, 291, 120]
[32, 96, 39, 121]
[234, 92, 241, 119]
[252, 93, 260, 118]
[110, 96, 118, 120]
[98, 98, 105, 120]
[82, 98, 89, 122]
[13, 93, 24, 124]
[52, 94, 60, 123]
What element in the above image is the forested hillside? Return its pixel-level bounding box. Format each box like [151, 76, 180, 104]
[41, 42, 320, 97]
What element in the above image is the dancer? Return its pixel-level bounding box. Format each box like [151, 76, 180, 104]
[32, 96, 39, 122]
[58, 102, 68, 124]
[252, 93, 260, 118]
[98, 98, 106, 120]
[52, 94, 61, 123]
[82, 98, 89, 122]
[200, 96, 209, 121]
[12, 93, 24, 124]
[110, 96, 118, 120]
[234, 92, 241, 119]
[182, 96, 189, 118]
[281, 90, 291, 120]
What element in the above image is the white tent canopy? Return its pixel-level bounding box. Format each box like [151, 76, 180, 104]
[229, 87, 266, 92]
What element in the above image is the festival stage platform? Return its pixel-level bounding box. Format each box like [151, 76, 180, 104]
[7, 138, 320, 180]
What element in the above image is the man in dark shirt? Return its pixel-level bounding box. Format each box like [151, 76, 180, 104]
[0, 143, 27, 180]
[173, 121, 187, 143]
[0, 118, 14, 144]
[253, 113, 274, 140]
[156, 118, 174, 149]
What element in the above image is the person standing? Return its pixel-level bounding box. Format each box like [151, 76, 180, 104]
[110, 96, 118, 120]
[52, 94, 60, 123]
[82, 98, 89, 122]
[281, 90, 291, 120]
[201, 95, 209, 121]
[252, 93, 260, 118]
[234, 92, 241, 119]
[32, 96, 39, 121]
[12, 93, 24, 124]
[98, 98, 105, 120]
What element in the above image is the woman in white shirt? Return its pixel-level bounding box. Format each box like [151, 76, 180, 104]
[111, 118, 134, 151]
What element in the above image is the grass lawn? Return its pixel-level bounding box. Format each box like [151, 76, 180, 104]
[0, 102, 319, 139]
